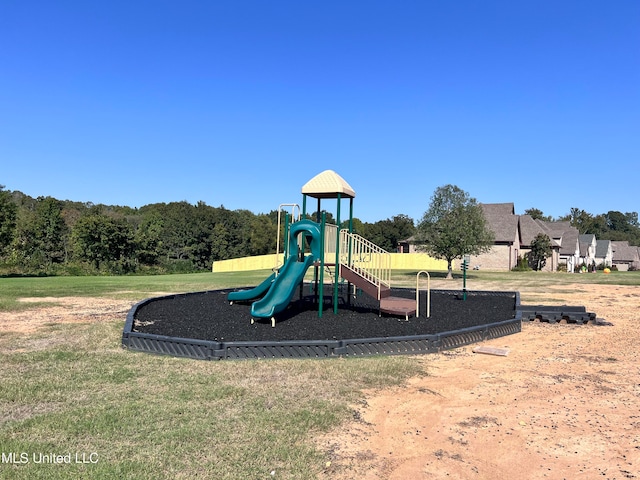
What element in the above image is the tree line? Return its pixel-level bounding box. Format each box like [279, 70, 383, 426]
[1, 185, 637, 276]
[0, 186, 416, 275]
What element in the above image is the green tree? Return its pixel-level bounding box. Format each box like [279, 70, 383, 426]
[607, 210, 632, 233]
[71, 214, 134, 271]
[604, 210, 640, 244]
[134, 213, 164, 265]
[10, 196, 67, 270]
[586, 214, 609, 238]
[529, 233, 552, 271]
[34, 197, 67, 265]
[0, 186, 17, 256]
[359, 215, 416, 252]
[247, 214, 277, 256]
[210, 223, 230, 261]
[524, 208, 553, 222]
[565, 207, 595, 234]
[416, 185, 494, 279]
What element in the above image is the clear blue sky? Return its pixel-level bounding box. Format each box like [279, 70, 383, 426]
[2, 1, 638, 223]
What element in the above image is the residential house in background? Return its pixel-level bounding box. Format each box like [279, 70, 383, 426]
[538, 221, 580, 272]
[518, 215, 559, 271]
[397, 202, 637, 273]
[611, 241, 640, 271]
[470, 203, 520, 270]
[471, 204, 565, 271]
[595, 240, 613, 268]
[471, 204, 572, 271]
[396, 235, 418, 254]
[578, 234, 597, 269]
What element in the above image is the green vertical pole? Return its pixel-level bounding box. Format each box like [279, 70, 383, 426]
[334, 193, 341, 314]
[348, 198, 354, 265]
[463, 258, 467, 301]
[349, 198, 354, 234]
[319, 212, 326, 318]
[283, 212, 290, 261]
[305, 193, 318, 297]
[347, 198, 354, 304]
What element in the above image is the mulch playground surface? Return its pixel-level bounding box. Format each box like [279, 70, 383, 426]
[133, 287, 517, 343]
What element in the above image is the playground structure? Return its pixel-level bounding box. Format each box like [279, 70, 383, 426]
[119, 169, 559, 360]
[227, 170, 430, 326]
[121, 170, 600, 361]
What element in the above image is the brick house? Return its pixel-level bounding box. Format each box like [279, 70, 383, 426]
[399, 202, 636, 273]
[396, 235, 419, 254]
[468, 203, 520, 270]
[534, 221, 579, 272]
[472, 205, 579, 272]
[518, 215, 560, 271]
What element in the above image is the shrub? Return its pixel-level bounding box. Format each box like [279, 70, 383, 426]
[511, 255, 532, 271]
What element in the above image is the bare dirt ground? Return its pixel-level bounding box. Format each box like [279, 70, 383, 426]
[319, 283, 640, 479]
[2, 284, 639, 479]
[1, 297, 133, 334]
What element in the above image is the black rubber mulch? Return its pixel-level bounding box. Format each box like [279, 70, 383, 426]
[133, 286, 517, 343]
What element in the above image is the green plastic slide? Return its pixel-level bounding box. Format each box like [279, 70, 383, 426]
[227, 271, 277, 303]
[250, 220, 322, 323]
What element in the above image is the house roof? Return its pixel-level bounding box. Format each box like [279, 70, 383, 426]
[540, 221, 573, 235]
[611, 240, 630, 248]
[578, 234, 596, 245]
[595, 240, 611, 258]
[558, 227, 580, 255]
[518, 214, 560, 247]
[480, 203, 515, 216]
[301, 170, 356, 199]
[578, 234, 595, 256]
[398, 235, 417, 244]
[480, 203, 518, 243]
[518, 215, 538, 245]
[536, 221, 579, 255]
[611, 241, 640, 262]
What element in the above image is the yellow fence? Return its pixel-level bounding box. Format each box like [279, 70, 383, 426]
[212, 253, 447, 273]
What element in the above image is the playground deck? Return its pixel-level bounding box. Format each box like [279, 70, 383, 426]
[379, 296, 417, 320]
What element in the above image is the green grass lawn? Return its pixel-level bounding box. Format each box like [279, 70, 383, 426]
[0, 271, 425, 479]
[1, 270, 639, 479]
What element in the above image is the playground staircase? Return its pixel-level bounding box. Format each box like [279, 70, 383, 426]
[340, 264, 391, 300]
[338, 231, 417, 320]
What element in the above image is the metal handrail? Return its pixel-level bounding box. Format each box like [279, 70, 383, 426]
[340, 230, 391, 293]
[416, 270, 431, 318]
[275, 204, 301, 271]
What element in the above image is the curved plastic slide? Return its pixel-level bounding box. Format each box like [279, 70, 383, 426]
[250, 255, 315, 321]
[227, 271, 276, 303]
[250, 219, 322, 326]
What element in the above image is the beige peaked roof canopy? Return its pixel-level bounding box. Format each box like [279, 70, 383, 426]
[301, 170, 356, 199]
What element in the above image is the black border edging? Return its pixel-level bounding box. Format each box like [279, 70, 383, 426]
[122, 290, 522, 361]
[518, 304, 597, 324]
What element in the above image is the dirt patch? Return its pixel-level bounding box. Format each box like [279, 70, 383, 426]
[318, 284, 640, 479]
[1, 297, 134, 334]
